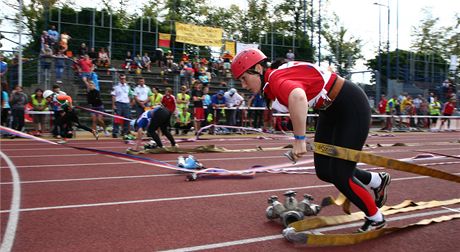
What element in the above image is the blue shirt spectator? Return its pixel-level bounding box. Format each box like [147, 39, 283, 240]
[211, 90, 226, 107]
[47, 25, 60, 44]
[0, 55, 7, 78]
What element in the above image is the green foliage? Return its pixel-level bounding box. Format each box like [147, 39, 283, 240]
[321, 13, 362, 76]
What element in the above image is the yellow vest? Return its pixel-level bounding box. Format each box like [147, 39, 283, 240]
[31, 94, 48, 110]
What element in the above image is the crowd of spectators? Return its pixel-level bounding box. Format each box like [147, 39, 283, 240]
[1, 28, 459, 138]
[377, 82, 458, 131]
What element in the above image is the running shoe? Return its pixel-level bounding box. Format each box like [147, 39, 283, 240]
[373, 172, 391, 208]
[357, 217, 386, 233]
[57, 138, 68, 144]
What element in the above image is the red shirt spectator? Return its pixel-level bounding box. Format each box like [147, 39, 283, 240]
[161, 88, 176, 113]
[442, 100, 456, 115]
[378, 95, 388, 114]
[77, 55, 93, 74]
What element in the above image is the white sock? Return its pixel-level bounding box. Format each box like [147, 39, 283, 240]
[367, 209, 384, 222]
[368, 172, 382, 189]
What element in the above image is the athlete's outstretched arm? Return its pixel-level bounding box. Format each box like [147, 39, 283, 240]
[288, 88, 308, 160]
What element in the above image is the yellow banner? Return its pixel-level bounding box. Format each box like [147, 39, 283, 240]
[159, 33, 171, 41]
[175, 22, 223, 47]
[225, 41, 236, 56]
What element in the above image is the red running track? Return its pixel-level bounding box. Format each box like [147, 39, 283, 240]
[1, 132, 459, 251]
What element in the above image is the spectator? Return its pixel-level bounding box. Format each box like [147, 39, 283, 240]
[165, 50, 174, 70]
[161, 87, 176, 114]
[1, 82, 11, 127]
[401, 95, 415, 127]
[88, 47, 98, 64]
[413, 94, 423, 127]
[142, 52, 152, 72]
[428, 92, 435, 104]
[90, 71, 100, 91]
[111, 74, 133, 138]
[97, 47, 110, 68]
[224, 88, 244, 126]
[202, 86, 212, 125]
[0, 55, 8, 79]
[133, 53, 144, 71]
[133, 77, 152, 117]
[384, 95, 398, 131]
[79, 43, 88, 57]
[77, 54, 94, 83]
[419, 98, 429, 128]
[248, 92, 265, 129]
[180, 65, 195, 87]
[286, 49, 295, 61]
[191, 81, 205, 134]
[154, 48, 164, 67]
[9, 85, 28, 132]
[47, 25, 59, 50]
[221, 51, 233, 76]
[429, 96, 442, 127]
[211, 90, 226, 127]
[378, 94, 388, 129]
[40, 44, 54, 73]
[198, 71, 210, 86]
[86, 80, 109, 137]
[180, 52, 189, 64]
[174, 106, 192, 135]
[176, 85, 190, 114]
[123, 51, 133, 70]
[439, 97, 457, 131]
[30, 88, 48, 136]
[55, 50, 66, 81]
[150, 87, 163, 107]
[40, 31, 50, 51]
[59, 31, 71, 54]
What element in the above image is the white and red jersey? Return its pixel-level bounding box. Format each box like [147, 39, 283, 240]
[263, 62, 338, 111]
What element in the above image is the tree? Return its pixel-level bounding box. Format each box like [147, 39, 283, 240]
[410, 8, 444, 55]
[321, 13, 362, 76]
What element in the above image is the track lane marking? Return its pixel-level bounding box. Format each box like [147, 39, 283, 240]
[0, 151, 21, 252]
[1, 174, 459, 213]
[159, 208, 460, 252]
[1, 161, 459, 185]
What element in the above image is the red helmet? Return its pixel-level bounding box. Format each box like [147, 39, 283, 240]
[231, 48, 267, 79]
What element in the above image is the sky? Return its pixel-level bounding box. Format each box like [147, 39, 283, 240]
[1, 0, 459, 80]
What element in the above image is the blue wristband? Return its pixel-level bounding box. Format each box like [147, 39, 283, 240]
[294, 135, 306, 140]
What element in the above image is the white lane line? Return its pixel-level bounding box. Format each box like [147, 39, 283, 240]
[0, 161, 136, 169]
[1, 161, 458, 185]
[159, 208, 460, 252]
[3, 145, 455, 158]
[1, 174, 459, 214]
[0, 151, 21, 252]
[0, 154, 292, 169]
[0, 142, 290, 151]
[4, 154, 98, 158]
[0, 174, 179, 185]
[442, 207, 460, 213]
[0, 184, 331, 213]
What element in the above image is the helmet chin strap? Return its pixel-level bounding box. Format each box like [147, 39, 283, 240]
[259, 73, 265, 96]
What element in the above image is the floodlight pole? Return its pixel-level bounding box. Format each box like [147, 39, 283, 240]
[18, 0, 23, 87]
